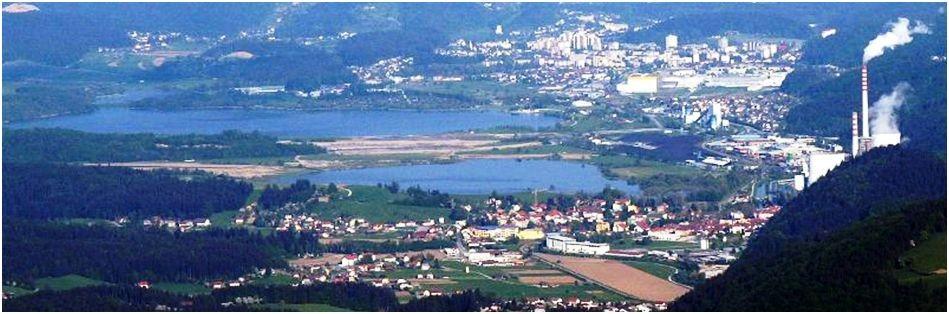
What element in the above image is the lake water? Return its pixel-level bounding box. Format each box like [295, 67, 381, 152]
[6, 108, 559, 138]
[268, 159, 640, 195]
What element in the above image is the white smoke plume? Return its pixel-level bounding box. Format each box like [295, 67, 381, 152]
[863, 18, 931, 63]
[870, 82, 912, 135]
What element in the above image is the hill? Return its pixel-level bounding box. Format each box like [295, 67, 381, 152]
[670, 146, 947, 311]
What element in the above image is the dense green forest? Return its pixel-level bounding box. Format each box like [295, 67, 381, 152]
[2, 86, 97, 122]
[2, 282, 494, 312]
[670, 146, 947, 311]
[145, 40, 355, 88]
[3, 222, 287, 284]
[3, 163, 252, 219]
[3, 128, 323, 163]
[258, 180, 319, 209]
[622, 12, 811, 44]
[1, 286, 244, 311]
[1, 3, 273, 66]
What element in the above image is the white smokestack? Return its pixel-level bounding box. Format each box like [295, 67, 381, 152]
[863, 18, 931, 63]
[870, 82, 912, 135]
[852, 112, 859, 157]
[861, 65, 870, 137]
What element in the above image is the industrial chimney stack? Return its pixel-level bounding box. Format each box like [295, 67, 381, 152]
[852, 112, 859, 157]
[861, 64, 870, 138]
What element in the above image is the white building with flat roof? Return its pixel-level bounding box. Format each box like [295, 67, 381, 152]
[545, 233, 610, 256]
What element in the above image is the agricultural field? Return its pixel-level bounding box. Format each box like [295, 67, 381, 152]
[534, 253, 690, 303]
[151, 282, 212, 295]
[623, 260, 679, 280]
[33, 275, 107, 291]
[605, 160, 703, 180]
[397, 80, 538, 103]
[306, 185, 450, 223]
[251, 273, 298, 287]
[377, 260, 626, 302]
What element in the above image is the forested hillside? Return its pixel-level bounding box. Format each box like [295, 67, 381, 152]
[670, 146, 947, 311]
[2, 3, 272, 66]
[3, 129, 323, 163]
[3, 222, 287, 284]
[2, 163, 252, 219]
[2, 86, 96, 122]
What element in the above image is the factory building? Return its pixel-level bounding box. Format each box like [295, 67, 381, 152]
[616, 74, 659, 94]
[665, 34, 678, 51]
[545, 233, 610, 256]
[805, 152, 848, 186]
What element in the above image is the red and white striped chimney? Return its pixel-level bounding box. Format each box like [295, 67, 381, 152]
[861, 64, 870, 138]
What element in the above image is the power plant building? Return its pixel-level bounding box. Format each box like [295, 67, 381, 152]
[853, 64, 902, 157]
[806, 152, 848, 186]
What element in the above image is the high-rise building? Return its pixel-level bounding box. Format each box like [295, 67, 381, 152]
[665, 34, 678, 50]
[717, 36, 729, 51]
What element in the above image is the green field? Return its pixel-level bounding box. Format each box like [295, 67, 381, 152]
[210, 210, 239, 228]
[895, 232, 947, 288]
[463, 144, 592, 156]
[34, 275, 108, 291]
[398, 80, 537, 103]
[607, 162, 702, 180]
[624, 260, 678, 280]
[904, 233, 946, 273]
[251, 273, 298, 286]
[307, 185, 450, 223]
[2, 285, 36, 298]
[254, 303, 352, 312]
[151, 282, 212, 295]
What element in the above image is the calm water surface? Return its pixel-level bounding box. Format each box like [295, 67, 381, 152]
[269, 159, 640, 195]
[7, 108, 559, 138]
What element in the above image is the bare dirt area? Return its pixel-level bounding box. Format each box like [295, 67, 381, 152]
[90, 162, 287, 179]
[290, 254, 345, 267]
[517, 275, 579, 285]
[534, 253, 690, 303]
[314, 134, 541, 157]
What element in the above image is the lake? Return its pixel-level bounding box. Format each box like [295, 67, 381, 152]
[268, 159, 640, 195]
[6, 108, 559, 138]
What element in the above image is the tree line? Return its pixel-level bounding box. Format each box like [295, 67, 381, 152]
[3, 282, 496, 312]
[4, 128, 324, 163]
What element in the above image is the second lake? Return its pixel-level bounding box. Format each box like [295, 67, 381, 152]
[268, 159, 640, 195]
